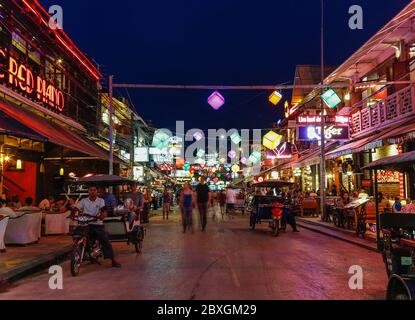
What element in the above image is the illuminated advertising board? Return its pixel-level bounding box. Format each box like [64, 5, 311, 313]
[265, 142, 293, 160]
[297, 125, 350, 141]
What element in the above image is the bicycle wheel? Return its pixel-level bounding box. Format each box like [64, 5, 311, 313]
[70, 244, 83, 277]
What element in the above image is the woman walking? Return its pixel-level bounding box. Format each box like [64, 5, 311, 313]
[180, 183, 195, 233]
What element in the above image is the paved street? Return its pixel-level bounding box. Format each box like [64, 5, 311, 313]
[0, 212, 387, 300]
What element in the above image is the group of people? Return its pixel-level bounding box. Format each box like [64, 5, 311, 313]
[0, 195, 56, 218]
[177, 178, 243, 233]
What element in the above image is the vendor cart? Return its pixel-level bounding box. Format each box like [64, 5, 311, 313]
[363, 150, 415, 299]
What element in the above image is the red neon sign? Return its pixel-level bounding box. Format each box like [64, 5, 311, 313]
[2, 54, 65, 111]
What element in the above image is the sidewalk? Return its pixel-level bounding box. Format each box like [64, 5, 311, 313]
[297, 217, 379, 252]
[0, 236, 72, 288]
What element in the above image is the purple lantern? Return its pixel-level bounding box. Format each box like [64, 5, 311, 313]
[228, 150, 236, 159]
[208, 91, 225, 110]
[240, 157, 248, 164]
[193, 131, 203, 141]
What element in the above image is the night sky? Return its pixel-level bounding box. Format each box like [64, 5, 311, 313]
[40, 0, 409, 132]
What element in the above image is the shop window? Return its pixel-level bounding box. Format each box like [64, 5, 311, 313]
[45, 59, 55, 82]
[28, 46, 41, 65]
[11, 32, 26, 54]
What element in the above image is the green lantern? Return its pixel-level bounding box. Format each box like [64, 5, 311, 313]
[321, 88, 342, 109]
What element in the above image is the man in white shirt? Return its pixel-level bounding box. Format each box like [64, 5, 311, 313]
[77, 185, 121, 268]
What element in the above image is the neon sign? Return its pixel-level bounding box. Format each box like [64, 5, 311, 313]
[297, 125, 350, 141]
[0, 49, 65, 111]
[297, 115, 349, 125]
[266, 142, 292, 160]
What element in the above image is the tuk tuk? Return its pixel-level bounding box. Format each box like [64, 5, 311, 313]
[248, 180, 294, 236]
[363, 151, 415, 300]
[74, 174, 145, 253]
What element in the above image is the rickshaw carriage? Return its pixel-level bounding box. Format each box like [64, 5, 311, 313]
[363, 150, 415, 300]
[74, 174, 145, 253]
[380, 214, 415, 300]
[249, 180, 294, 236]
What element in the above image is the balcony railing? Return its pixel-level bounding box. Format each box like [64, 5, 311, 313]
[350, 85, 415, 137]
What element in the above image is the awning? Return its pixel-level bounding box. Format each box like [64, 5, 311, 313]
[0, 100, 109, 160]
[362, 150, 415, 171]
[0, 109, 46, 142]
[325, 134, 384, 160]
[293, 142, 338, 168]
[376, 122, 415, 145]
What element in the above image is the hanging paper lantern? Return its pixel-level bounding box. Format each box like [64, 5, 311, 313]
[240, 157, 248, 165]
[321, 88, 342, 109]
[269, 91, 282, 106]
[197, 149, 205, 158]
[228, 150, 236, 159]
[152, 130, 171, 149]
[231, 164, 240, 173]
[207, 91, 225, 110]
[183, 163, 191, 171]
[263, 131, 283, 150]
[249, 151, 262, 164]
[220, 158, 226, 164]
[213, 177, 219, 183]
[230, 132, 242, 144]
[193, 131, 204, 141]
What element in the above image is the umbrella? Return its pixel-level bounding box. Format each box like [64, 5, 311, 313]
[75, 174, 136, 186]
[251, 180, 294, 188]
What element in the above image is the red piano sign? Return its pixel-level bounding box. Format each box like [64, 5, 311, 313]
[0, 49, 65, 112]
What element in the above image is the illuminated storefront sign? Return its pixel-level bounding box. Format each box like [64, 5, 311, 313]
[297, 115, 349, 125]
[134, 147, 149, 162]
[0, 49, 65, 111]
[297, 125, 350, 141]
[133, 166, 144, 180]
[265, 142, 292, 160]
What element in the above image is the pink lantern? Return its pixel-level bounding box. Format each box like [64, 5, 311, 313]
[193, 131, 203, 141]
[207, 91, 225, 110]
[228, 150, 236, 159]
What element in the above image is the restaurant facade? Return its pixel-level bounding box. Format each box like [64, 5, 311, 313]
[268, 1, 415, 201]
[0, 0, 117, 202]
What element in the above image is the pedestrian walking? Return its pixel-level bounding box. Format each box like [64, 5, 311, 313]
[226, 187, 237, 218]
[162, 189, 171, 220]
[195, 176, 210, 232]
[180, 183, 195, 233]
[218, 190, 226, 219]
